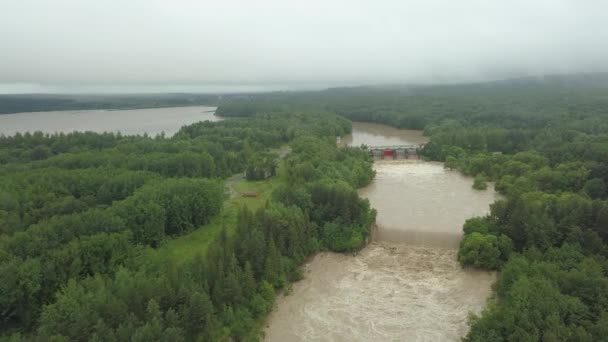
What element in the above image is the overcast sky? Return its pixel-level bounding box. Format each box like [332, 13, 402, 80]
[1, 0, 607, 93]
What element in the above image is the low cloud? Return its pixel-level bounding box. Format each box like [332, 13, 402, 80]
[1, 0, 607, 92]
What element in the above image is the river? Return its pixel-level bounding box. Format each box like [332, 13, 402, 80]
[0, 105, 219, 136]
[264, 122, 499, 341]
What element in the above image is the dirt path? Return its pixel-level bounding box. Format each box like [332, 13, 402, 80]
[225, 173, 244, 200]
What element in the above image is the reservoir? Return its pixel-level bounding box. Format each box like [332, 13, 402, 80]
[264, 122, 499, 341]
[0, 105, 219, 136]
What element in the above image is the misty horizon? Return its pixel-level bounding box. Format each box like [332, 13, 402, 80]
[4, 72, 608, 95]
[2, 1, 608, 94]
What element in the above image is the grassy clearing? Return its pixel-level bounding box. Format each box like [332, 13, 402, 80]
[157, 176, 282, 264]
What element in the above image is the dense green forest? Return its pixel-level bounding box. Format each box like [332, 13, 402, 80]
[0, 111, 375, 340]
[217, 74, 608, 341]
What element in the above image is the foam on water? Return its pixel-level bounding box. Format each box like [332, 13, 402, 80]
[264, 244, 495, 342]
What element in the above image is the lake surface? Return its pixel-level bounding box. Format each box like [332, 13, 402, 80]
[0, 106, 219, 136]
[265, 122, 498, 341]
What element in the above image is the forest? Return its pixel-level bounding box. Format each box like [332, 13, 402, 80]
[3, 74, 608, 340]
[216, 74, 608, 341]
[0, 94, 220, 114]
[0, 111, 375, 340]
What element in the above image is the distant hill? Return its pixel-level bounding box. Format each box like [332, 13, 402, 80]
[212, 73, 608, 131]
[0, 93, 220, 114]
[3, 73, 608, 115]
[321, 72, 608, 96]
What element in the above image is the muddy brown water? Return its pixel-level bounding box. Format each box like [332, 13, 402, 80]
[264, 122, 499, 342]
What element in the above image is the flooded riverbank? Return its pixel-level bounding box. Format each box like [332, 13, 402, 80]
[264, 122, 498, 341]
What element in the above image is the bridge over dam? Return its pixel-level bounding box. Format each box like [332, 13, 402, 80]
[366, 144, 426, 159]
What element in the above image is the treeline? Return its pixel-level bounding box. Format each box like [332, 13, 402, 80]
[216, 74, 608, 132]
[0, 110, 375, 340]
[0, 94, 219, 115]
